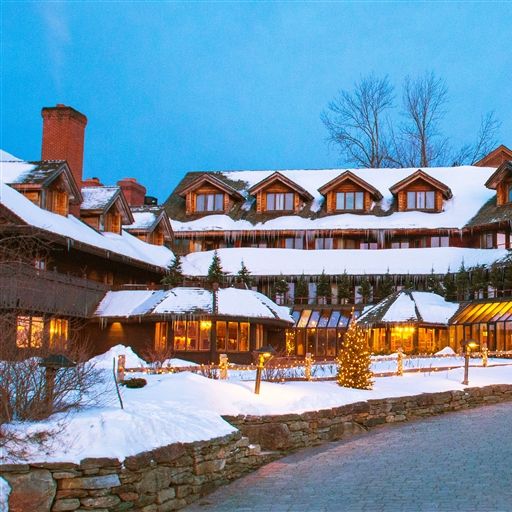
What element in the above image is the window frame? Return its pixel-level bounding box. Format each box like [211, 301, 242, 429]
[406, 190, 436, 211]
[266, 192, 294, 212]
[335, 191, 364, 211]
[195, 192, 224, 213]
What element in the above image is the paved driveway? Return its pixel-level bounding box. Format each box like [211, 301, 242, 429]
[186, 402, 512, 511]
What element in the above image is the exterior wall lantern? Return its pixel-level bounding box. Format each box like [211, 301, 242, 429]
[254, 345, 276, 395]
[461, 340, 479, 386]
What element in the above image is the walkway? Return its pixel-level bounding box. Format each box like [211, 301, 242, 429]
[186, 402, 512, 511]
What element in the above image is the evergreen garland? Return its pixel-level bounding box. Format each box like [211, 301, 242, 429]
[295, 273, 309, 304]
[337, 321, 373, 390]
[237, 260, 252, 288]
[337, 271, 351, 304]
[161, 255, 184, 288]
[207, 250, 225, 285]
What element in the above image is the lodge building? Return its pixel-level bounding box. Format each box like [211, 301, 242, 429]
[2, 104, 512, 362]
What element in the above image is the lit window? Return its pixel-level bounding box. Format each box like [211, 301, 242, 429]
[16, 316, 43, 349]
[336, 192, 364, 211]
[196, 193, 224, 212]
[406, 191, 436, 210]
[266, 192, 293, 211]
[49, 318, 68, 349]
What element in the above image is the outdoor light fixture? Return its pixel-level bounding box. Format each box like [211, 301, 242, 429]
[39, 354, 77, 405]
[461, 340, 479, 386]
[254, 345, 275, 395]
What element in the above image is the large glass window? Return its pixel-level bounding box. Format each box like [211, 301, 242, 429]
[266, 192, 294, 211]
[196, 193, 224, 212]
[16, 316, 43, 349]
[49, 318, 68, 349]
[406, 191, 436, 210]
[336, 191, 364, 211]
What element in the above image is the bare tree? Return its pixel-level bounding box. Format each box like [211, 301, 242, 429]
[452, 111, 502, 165]
[398, 72, 449, 167]
[321, 74, 394, 168]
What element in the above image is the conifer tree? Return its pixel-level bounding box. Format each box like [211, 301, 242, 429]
[316, 270, 331, 304]
[379, 270, 394, 299]
[207, 250, 225, 285]
[359, 276, 373, 304]
[337, 321, 373, 390]
[489, 263, 503, 297]
[274, 274, 289, 303]
[295, 273, 309, 304]
[402, 274, 414, 290]
[504, 262, 512, 296]
[456, 262, 470, 300]
[470, 264, 487, 298]
[426, 268, 443, 295]
[337, 271, 352, 304]
[442, 270, 457, 302]
[161, 255, 184, 288]
[237, 260, 252, 288]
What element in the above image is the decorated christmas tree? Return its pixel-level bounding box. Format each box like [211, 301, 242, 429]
[207, 250, 225, 285]
[337, 320, 373, 390]
[161, 255, 184, 288]
[237, 260, 252, 288]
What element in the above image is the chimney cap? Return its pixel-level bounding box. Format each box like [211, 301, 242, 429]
[41, 104, 87, 125]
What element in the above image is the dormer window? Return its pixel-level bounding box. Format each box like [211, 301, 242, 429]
[196, 193, 224, 212]
[267, 192, 294, 211]
[406, 190, 435, 210]
[336, 191, 364, 211]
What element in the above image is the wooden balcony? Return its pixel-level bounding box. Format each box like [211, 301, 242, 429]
[0, 264, 108, 318]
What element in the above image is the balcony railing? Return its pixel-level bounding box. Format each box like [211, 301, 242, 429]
[0, 264, 108, 318]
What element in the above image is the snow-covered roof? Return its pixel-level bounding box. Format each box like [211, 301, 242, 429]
[81, 186, 119, 210]
[0, 181, 174, 269]
[167, 165, 498, 232]
[181, 247, 508, 277]
[95, 287, 294, 323]
[125, 210, 159, 230]
[358, 291, 460, 325]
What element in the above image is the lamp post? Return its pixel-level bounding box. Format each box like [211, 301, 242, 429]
[461, 340, 479, 386]
[39, 354, 76, 406]
[254, 345, 275, 395]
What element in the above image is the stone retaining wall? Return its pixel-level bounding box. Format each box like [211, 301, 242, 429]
[222, 384, 512, 451]
[3, 384, 512, 511]
[0, 432, 275, 512]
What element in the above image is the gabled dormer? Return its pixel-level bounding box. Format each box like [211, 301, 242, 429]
[484, 161, 512, 206]
[80, 186, 134, 234]
[178, 174, 244, 216]
[318, 171, 383, 214]
[124, 206, 173, 246]
[475, 145, 512, 168]
[389, 170, 452, 213]
[7, 161, 82, 217]
[248, 172, 314, 214]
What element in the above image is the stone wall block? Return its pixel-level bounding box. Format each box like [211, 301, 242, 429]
[135, 466, 173, 494]
[3, 469, 57, 512]
[51, 498, 81, 511]
[59, 474, 121, 490]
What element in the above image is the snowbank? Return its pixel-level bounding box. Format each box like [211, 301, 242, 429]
[436, 346, 457, 356]
[0, 477, 10, 512]
[89, 345, 146, 370]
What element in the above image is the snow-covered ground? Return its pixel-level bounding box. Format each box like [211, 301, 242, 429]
[2, 346, 512, 465]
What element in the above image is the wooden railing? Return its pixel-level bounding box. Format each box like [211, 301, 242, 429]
[0, 263, 108, 317]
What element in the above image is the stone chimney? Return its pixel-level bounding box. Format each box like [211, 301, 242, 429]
[117, 178, 146, 207]
[41, 104, 88, 188]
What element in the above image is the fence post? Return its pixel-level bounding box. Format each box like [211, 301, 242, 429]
[482, 343, 488, 367]
[219, 353, 229, 380]
[305, 352, 313, 381]
[396, 348, 404, 376]
[117, 354, 126, 382]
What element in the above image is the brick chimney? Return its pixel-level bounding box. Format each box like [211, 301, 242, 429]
[41, 104, 88, 188]
[82, 177, 103, 187]
[117, 178, 146, 207]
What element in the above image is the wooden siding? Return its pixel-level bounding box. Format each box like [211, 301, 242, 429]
[185, 185, 227, 215]
[496, 180, 512, 206]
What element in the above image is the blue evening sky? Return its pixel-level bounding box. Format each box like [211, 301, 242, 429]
[2, 2, 511, 200]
